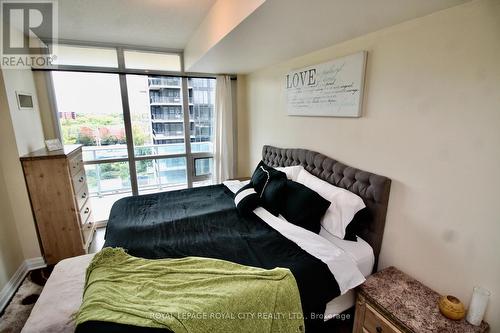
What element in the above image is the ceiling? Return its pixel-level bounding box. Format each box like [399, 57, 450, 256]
[57, 0, 217, 49]
[55, 0, 471, 73]
[188, 0, 471, 73]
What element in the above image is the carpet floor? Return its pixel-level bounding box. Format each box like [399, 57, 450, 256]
[0, 267, 53, 333]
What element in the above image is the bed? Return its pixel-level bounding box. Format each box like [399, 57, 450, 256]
[22, 146, 391, 333]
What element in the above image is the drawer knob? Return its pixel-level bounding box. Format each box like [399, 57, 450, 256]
[84, 207, 90, 214]
[82, 192, 87, 199]
[79, 177, 84, 182]
[376, 326, 382, 333]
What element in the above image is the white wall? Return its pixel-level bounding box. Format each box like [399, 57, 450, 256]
[0, 68, 45, 260]
[0, 73, 25, 291]
[237, 0, 500, 329]
[2, 69, 46, 155]
[33, 71, 59, 140]
[0, 169, 24, 290]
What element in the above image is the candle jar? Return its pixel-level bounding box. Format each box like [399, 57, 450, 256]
[466, 286, 490, 326]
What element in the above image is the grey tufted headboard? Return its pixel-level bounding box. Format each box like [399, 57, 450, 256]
[262, 145, 391, 271]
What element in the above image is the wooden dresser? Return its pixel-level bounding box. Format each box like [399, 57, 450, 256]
[21, 144, 95, 265]
[353, 266, 489, 333]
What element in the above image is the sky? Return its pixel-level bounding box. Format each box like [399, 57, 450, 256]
[52, 71, 149, 116]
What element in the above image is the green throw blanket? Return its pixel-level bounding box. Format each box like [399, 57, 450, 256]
[76, 248, 304, 333]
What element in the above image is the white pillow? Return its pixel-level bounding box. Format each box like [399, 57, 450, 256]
[296, 169, 365, 239]
[275, 165, 304, 181]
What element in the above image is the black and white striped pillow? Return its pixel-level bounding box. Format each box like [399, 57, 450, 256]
[234, 184, 259, 215]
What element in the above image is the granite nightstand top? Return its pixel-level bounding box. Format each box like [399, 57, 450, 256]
[359, 266, 489, 333]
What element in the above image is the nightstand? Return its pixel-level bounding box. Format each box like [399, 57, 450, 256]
[352, 266, 489, 333]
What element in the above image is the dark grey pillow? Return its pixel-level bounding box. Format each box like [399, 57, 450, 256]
[250, 161, 287, 195]
[344, 208, 370, 241]
[261, 177, 287, 216]
[250, 161, 287, 216]
[234, 183, 259, 215]
[280, 180, 331, 233]
[250, 161, 286, 216]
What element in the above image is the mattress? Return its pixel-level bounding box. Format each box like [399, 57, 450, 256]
[21, 234, 373, 332]
[23, 183, 370, 332]
[21, 253, 95, 333]
[87, 184, 355, 332]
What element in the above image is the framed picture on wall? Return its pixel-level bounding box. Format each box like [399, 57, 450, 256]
[285, 51, 367, 117]
[45, 139, 63, 151]
[16, 91, 34, 110]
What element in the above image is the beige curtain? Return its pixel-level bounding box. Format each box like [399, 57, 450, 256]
[214, 75, 234, 182]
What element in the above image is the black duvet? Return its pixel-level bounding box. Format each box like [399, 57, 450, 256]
[79, 185, 340, 333]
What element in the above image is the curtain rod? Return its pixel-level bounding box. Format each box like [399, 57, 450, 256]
[31, 67, 237, 80]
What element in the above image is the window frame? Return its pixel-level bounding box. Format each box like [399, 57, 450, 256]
[43, 41, 217, 200]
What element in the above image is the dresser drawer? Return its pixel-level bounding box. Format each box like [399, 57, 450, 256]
[79, 198, 92, 225]
[81, 222, 95, 250]
[75, 185, 89, 210]
[72, 168, 87, 194]
[364, 304, 402, 333]
[69, 153, 84, 177]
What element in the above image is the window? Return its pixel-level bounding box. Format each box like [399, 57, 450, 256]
[52, 45, 215, 222]
[52, 45, 118, 68]
[195, 157, 213, 176]
[127, 74, 215, 194]
[52, 71, 131, 221]
[124, 50, 181, 71]
[189, 78, 215, 153]
[136, 158, 187, 195]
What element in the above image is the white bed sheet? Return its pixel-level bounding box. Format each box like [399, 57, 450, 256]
[319, 226, 374, 320]
[254, 208, 365, 295]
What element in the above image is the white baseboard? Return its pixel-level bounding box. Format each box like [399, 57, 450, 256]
[24, 257, 46, 271]
[0, 257, 46, 312]
[0, 262, 26, 313]
[94, 220, 107, 229]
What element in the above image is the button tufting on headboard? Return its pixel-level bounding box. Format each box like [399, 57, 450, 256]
[262, 145, 391, 271]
